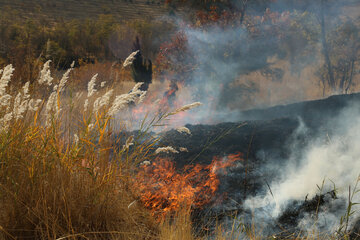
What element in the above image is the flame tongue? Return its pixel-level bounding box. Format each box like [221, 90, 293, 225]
[134, 153, 242, 219]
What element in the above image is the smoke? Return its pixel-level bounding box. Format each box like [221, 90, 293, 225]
[143, 0, 360, 128]
[129, 0, 360, 235]
[243, 101, 360, 234]
[164, 22, 319, 126]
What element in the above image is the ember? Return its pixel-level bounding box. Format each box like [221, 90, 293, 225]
[133, 152, 242, 219]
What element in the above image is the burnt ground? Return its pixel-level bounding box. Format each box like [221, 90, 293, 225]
[161, 93, 360, 197]
[157, 92, 360, 237]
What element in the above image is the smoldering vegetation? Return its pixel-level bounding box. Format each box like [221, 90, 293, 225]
[149, 3, 360, 235]
[159, 92, 360, 237]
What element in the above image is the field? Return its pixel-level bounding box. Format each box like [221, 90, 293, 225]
[1, 0, 360, 239]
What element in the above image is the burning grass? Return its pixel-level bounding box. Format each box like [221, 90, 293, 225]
[0, 61, 357, 240]
[134, 153, 242, 219]
[0, 60, 213, 239]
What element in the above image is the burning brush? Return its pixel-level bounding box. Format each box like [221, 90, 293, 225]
[132, 152, 243, 220]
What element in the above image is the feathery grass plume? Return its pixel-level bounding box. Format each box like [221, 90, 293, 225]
[14, 100, 29, 120]
[46, 91, 57, 114]
[138, 91, 147, 104]
[0, 94, 11, 108]
[168, 102, 202, 116]
[13, 93, 28, 120]
[13, 93, 21, 112]
[38, 60, 53, 86]
[70, 61, 75, 68]
[84, 99, 89, 112]
[58, 68, 73, 93]
[28, 99, 42, 112]
[155, 146, 179, 154]
[123, 50, 139, 67]
[101, 81, 106, 88]
[176, 126, 191, 135]
[0, 112, 13, 132]
[0, 64, 14, 96]
[73, 134, 79, 145]
[23, 82, 30, 99]
[123, 135, 134, 150]
[87, 73, 98, 97]
[124, 82, 145, 95]
[132, 82, 144, 92]
[93, 89, 113, 114]
[107, 83, 145, 117]
[11, 81, 34, 120]
[12, 81, 35, 119]
[140, 160, 151, 166]
[179, 147, 189, 152]
[45, 91, 59, 126]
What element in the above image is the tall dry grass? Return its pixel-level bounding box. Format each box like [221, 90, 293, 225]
[0, 62, 163, 239]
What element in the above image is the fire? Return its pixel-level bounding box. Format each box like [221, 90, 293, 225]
[158, 81, 179, 109]
[133, 152, 242, 219]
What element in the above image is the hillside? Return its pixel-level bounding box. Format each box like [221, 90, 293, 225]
[0, 0, 185, 22]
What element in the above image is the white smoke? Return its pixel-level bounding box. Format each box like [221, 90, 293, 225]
[244, 101, 360, 234]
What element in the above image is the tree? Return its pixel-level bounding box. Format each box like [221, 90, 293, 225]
[319, 0, 336, 92]
[319, 19, 360, 93]
[273, 0, 360, 94]
[313, 0, 360, 93]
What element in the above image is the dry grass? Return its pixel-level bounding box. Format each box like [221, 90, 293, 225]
[0, 62, 161, 239]
[70, 61, 131, 89]
[159, 207, 197, 240]
[0, 62, 357, 240]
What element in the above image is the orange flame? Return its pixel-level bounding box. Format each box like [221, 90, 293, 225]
[133, 152, 242, 219]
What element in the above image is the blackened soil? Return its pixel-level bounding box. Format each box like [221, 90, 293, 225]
[157, 92, 360, 235]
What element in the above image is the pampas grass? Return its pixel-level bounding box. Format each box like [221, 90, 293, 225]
[177, 126, 191, 135]
[93, 89, 114, 114]
[168, 102, 202, 116]
[87, 73, 98, 97]
[107, 82, 145, 117]
[38, 60, 53, 85]
[0, 94, 11, 107]
[0, 62, 160, 240]
[123, 50, 140, 67]
[155, 146, 179, 154]
[0, 64, 14, 96]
